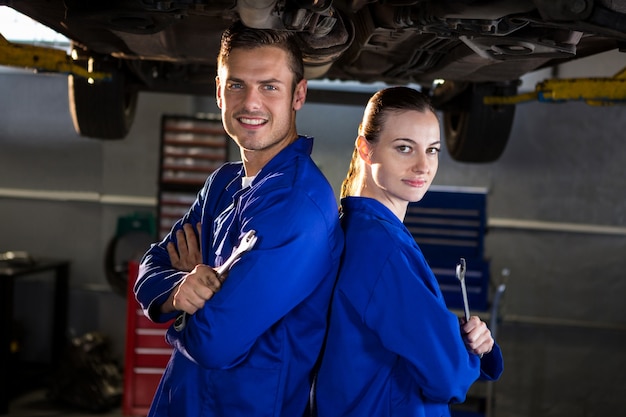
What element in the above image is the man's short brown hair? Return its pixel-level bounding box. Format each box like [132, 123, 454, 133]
[218, 21, 305, 88]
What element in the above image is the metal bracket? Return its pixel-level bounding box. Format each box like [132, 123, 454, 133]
[0, 33, 110, 80]
[484, 66, 626, 106]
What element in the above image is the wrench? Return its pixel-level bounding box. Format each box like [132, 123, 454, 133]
[214, 230, 258, 278]
[455, 257, 471, 322]
[174, 230, 258, 331]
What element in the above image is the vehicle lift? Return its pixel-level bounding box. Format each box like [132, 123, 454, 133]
[1, 31, 625, 104]
[484, 67, 626, 106]
[0, 33, 109, 81]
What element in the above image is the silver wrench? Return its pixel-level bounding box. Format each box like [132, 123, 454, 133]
[455, 257, 471, 322]
[214, 230, 258, 278]
[174, 230, 258, 331]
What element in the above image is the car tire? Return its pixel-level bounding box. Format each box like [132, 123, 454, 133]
[68, 59, 138, 139]
[443, 81, 518, 163]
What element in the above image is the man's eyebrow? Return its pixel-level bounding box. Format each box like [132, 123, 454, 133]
[259, 78, 285, 85]
[226, 77, 285, 85]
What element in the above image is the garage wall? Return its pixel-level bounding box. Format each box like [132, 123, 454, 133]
[0, 70, 194, 359]
[457, 101, 626, 326]
[1, 51, 625, 415]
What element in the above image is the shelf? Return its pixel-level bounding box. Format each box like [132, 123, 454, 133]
[157, 115, 228, 239]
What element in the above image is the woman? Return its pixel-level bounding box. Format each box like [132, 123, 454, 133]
[314, 86, 503, 417]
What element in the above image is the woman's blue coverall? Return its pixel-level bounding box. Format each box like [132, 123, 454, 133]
[315, 196, 503, 417]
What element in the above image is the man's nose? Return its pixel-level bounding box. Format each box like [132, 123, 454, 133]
[243, 87, 262, 110]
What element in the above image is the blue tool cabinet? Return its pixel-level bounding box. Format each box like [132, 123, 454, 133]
[405, 185, 490, 312]
[405, 185, 503, 417]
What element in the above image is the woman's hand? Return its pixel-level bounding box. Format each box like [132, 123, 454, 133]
[461, 316, 494, 357]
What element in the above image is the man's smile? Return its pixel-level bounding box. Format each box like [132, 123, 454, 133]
[237, 116, 268, 126]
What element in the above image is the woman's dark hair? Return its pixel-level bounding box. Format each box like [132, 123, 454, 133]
[218, 21, 305, 88]
[340, 87, 435, 198]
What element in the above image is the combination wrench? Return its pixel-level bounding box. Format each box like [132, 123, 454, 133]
[455, 257, 471, 322]
[174, 230, 258, 331]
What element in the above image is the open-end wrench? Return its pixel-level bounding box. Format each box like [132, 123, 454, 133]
[214, 230, 258, 277]
[174, 230, 258, 331]
[455, 257, 471, 322]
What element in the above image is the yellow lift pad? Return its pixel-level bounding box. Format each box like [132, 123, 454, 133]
[0, 33, 109, 80]
[485, 67, 626, 106]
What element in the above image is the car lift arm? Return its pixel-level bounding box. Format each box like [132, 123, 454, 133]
[0, 33, 109, 80]
[484, 67, 626, 106]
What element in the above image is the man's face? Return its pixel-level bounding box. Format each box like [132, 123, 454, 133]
[216, 46, 307, 167]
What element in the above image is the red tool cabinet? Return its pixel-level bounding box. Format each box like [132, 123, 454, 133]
[123, 261, 172, 416]
[123, 115, 228, 416]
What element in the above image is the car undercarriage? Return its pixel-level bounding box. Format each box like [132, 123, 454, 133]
[2, 0, 626, 161]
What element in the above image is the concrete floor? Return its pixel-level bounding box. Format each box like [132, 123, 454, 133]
[6, 320, 626, 417]
[7, 389, 122, 417]
[493, 321, 626, 417]
[5, 358, 125, 417]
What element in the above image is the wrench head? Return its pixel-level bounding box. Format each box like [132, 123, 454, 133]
[238, 230, 258, 252]
[456, 257, 466, 282]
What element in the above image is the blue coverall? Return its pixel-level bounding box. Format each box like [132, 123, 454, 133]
[135, 136, 344, 417]
[315, 197, 503, 417]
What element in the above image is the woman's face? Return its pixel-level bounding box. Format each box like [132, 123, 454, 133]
[359, 109, 441, 219]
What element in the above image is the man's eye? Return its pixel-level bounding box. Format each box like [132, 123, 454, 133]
[263, 85, 277, 91]
[228, 83, 243, 89]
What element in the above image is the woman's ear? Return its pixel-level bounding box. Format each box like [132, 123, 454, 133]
[356, 135, 372, 164]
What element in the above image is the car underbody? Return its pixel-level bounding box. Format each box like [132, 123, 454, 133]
[3, 0, 626, 161]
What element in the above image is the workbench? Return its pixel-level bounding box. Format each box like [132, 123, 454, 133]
[0, 257, 70, 415]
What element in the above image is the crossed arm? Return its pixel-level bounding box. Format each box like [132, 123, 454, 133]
[160, 222, 225, 315]
[166, 221, 494, 365]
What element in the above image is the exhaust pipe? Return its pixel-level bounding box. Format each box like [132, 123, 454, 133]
[237, 0, 282, 29]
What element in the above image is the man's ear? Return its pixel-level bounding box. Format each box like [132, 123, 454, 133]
[356, 135, 372, 164]
[292, 79, 307, 111]
[215, 76, 223, 109]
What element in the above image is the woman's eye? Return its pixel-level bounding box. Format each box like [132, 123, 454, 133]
[427, 147, 441, 155]
[397, 145, 412, 153]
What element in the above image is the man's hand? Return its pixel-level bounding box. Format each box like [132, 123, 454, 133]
[167, 222, 202, 272]
[160, 222, 226, 315]
[172, 265, 224, 314]
[461, 316, 494, 357]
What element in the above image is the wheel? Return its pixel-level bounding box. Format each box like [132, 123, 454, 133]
[104, 230, 154, 297]
[442, 81, 518, 163]
[68, 53, 138, 139]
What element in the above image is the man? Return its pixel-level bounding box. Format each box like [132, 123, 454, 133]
[134, 21, 344, 417]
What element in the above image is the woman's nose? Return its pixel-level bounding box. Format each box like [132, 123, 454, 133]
[412, 155, 429, 173]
